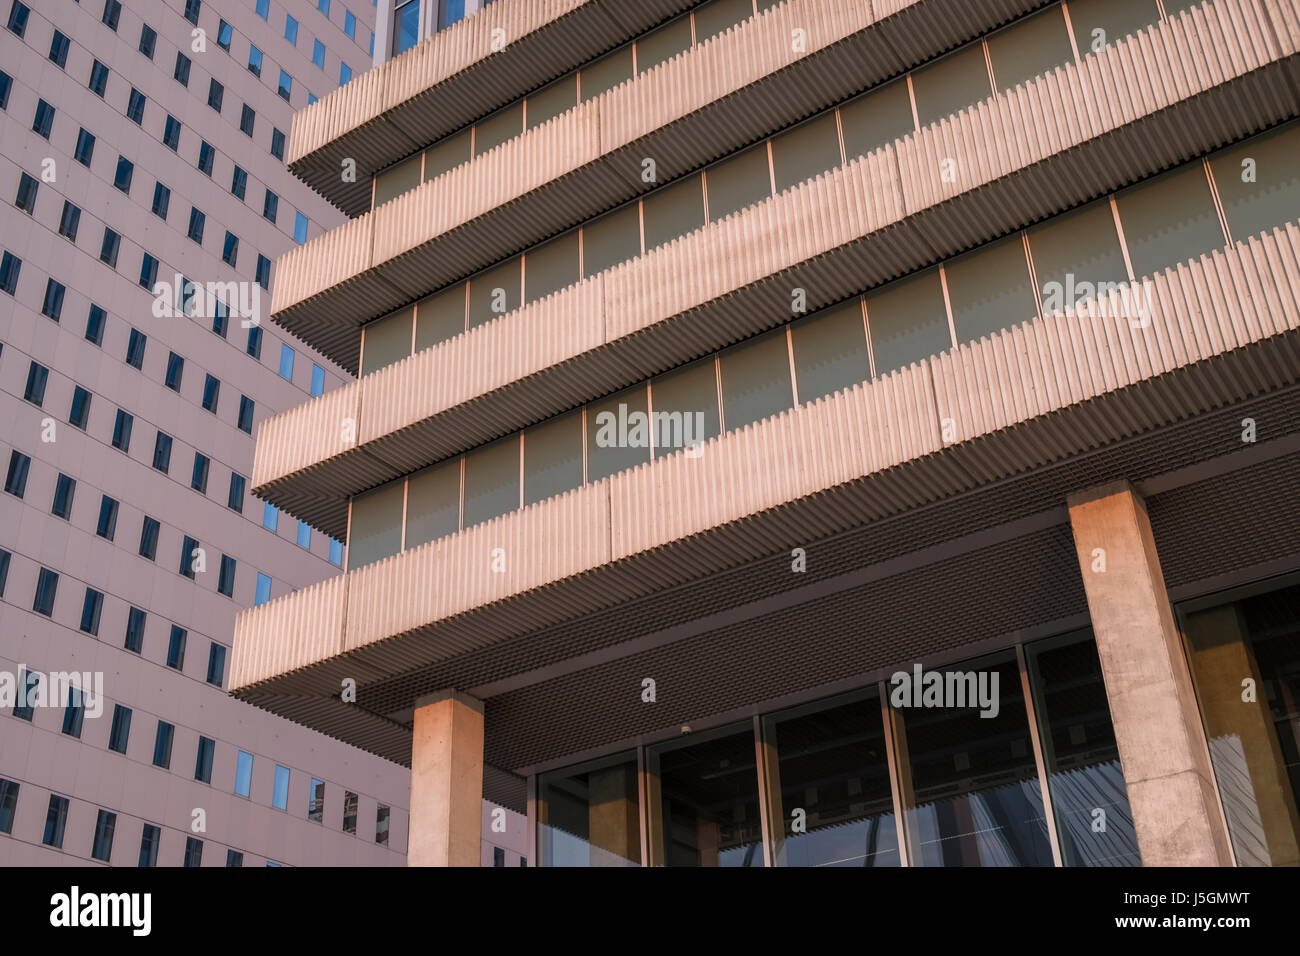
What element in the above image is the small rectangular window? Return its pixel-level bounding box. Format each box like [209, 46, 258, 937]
[296, 521, 311, 549]
[308, 779, 325, 822]
[57, 201, 81, 241]
[88, 61, 109, 96]
[139, 516, 160, 560]
[114, 157, 133, 193]
[202, 374, 220, 412]
[195, 736, 216, 783]
[162, 114, 181, 150]
[166, 626, 186, 670]
[124, 606, 145, 652]
[179, 535, 199, 578]
[97, 496, 119, 541]
[102, 0, 122, 30]
[343, 791, 358, 833]
[100, 228, 120, 268]
[7, 2, 30, 38]
[139, 254, 159, 290]
[139, 824, 161, 866]
[191, 452, 209, 493]
[207, 79, 223, 112]
[91, 810, 117, 862]
[217, 19, 232, 51]
[262, 503, 278, 531]
[14, 171, 38, 213]
[277, 70, 292, 103]
[231, 165, 248, 199]
[74, 129, 96, 166]
[240, 105, 255, 137]
[0, 778, 19, 835]
[310, 364, 325, 397]
[126, 88, 145, 125]
[273, 765, 290, 810]
[5, 451, 31, 499]
[153, 722, 174, 768]
[86, 304, 107, 346]
[165, 352, 184, 391]
[248, 45, 263, 77]
[255, 255, 271, 290]
[51, 474, 76, 519]
[69, 387, 91, 430]
[151, 182, 170, 219]
[126, 328, 146, 368]
[152, 432, 173, 473]
[218, 555, 236, 597]
[255, 572, 272, 606]
[278, 343, 295, 380]
[23, 362, 48, 405]
[49, 29, 70, 68]
[238, 395, 255, 433]
[33, 99, 55, 138]
[138, 24, 156, 58]
[43, 795, 69, 848]
[198, 141, 215, 175]
[108, 705, 131, 754]
[376, 805, 390, 846]
[0, 251, 19, 295]
[183, 837, 203, 867]
[112, 409, 134, 452]
[173, 52, 191, 87]
[228, 473, 245, 512]
[80, 588, 104, 635]
[187, 207, 205, 244]
[235, 752, 253, 798]
[206, 643, 226, 687]
[62, 688, 85, 737]
[41, 278, 66, 321]
[271, 128, 286, 160]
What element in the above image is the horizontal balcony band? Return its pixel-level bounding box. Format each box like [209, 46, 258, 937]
[253, 0, 1300, 540]
[274, 0, 1055, 365]
[231, 224, 1300, 762]
[289, 0, 696, 214]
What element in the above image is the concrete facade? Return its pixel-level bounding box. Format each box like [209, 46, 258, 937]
[0, 0, 416, 866]
[233, 0, 1300, 866]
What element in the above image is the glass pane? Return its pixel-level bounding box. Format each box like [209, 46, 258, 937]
[791, 300, 870, 403]
[643, 174, 705, 252]
[637, 16, 692, 73]
[474, 102, 524, 156]
[1116, 163, 1224, 278]
[524, 232, 580, 304]
[706, 144, 772, 222]
[424, 128, 472, 182]
[1027, 199, 1128, 316]
[910, 43, 992, 129]
[945, 234, 1037, 344]
[1182, 580, 1300, 867]
[360, 306, 413, 376]
[647, 722, 764, 866]
[840, 79, 915, 161]
[462, 436, 520, 528]
[891, 652, 1055, 866]
[583, 204, 642, 276]
[405, 459, 460, 548]
[580, 46, 634, 102]
[763, 688, 901, 867]
[771, 112, 842, 193]
[1026, 631, 1140, 866]
[587, 385, 650, 482]
[1209, 122, 1300, 244]
[650, 357, 719, 457]
[719, 329, 793, 431]
[468, 258, 521, 329]
[986, 5, 1074, 94]
[414, 284, 467, 351]
[1068, 0, 1161, 56]
[694, 0, 754, 42]
[523, 411, 583, 506]
[539, 751, 641, 866]
[373, 153, 422, 208]
[348, 480, 405, 569]
[865, 268, 952, 376]
[527, 75, 577, 130]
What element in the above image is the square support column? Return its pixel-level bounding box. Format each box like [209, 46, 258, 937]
[409, 690, 484, 867]
[1067, 481, 1233, 866]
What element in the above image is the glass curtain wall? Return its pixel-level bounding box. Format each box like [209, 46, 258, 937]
[536, 630, 1141, 866]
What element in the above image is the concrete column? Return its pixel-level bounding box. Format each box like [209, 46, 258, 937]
[409, 691, 484, 867]
[1067, 481, 1233, 866]
[586, 764, 639, 866]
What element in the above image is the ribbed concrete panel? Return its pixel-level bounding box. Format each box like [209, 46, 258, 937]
[230, 223, 1300, 706]
[275, 0, 1055, 358]
[255, 0, 1300, 537]
[230, 573, 348, 692]
[289, 0, 695, 213]
[357, 279, 606, 448]
[342, 482, 612, 655]
[252, 376, 363, 493]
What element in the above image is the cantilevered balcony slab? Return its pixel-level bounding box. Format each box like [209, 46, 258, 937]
[253, 0, 1300, 540]
[274, 0, 1056, 367]
[289, 0, 697, 214]
[231, 222, 1300, 762]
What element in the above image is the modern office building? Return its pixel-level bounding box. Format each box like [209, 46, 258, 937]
[232, 0, 1300, 867]
[0, 0, 427, 866]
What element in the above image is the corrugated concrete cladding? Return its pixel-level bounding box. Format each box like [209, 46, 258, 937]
[232, 220, 1300, 767]
[273, 0, 1057, 362]
[255, 0, 1300, 539]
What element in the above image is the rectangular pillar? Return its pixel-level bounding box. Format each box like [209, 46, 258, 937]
[409, 690, 484, 867]
[1067, 481, 1233, 866]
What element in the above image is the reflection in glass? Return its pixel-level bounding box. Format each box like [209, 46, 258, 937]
[762, 688, 900, 866]
[647, 723, 764, 866]
[539, 751, 641, 866]
[1182, 579, 1300, 867]
[1026, 631, 1140, 866]
[891, 653, 1054, 866]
